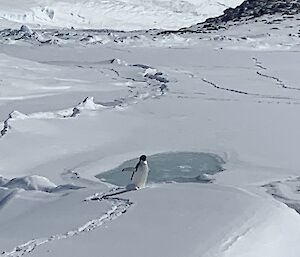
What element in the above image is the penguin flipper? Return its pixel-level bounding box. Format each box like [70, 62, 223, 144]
[130, 171, 135, 181]
[122, 167, 135, 172]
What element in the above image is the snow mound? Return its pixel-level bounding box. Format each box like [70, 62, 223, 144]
[263, 177, 300, 214]
[19, 24, 33, 35]
[143, 68, 157, 77]
[8, 110, 28, 120]
[0, 176, 9, 186]
[71, 97, 106, 117]
[3, 175, 57, 192]
[143, 67, 169, 83]
[1, 111, 28, 137]
[110, 58, 128, 66]
[76, 97, 101, 110]
[0, 97, 109, 138]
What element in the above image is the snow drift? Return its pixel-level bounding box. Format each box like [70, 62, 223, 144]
[3, 175, 57, 192]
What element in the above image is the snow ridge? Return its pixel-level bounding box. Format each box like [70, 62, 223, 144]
[70, 96, 107, 117]
[0, 189, 19, 211]
[221, 226, 253, 253]
[263, 177, 300, 215]
[0, 111, 28, 138]
[0, 60, 170, 139]
[3, 175, 57, 192]
[0, 97, 106, 138]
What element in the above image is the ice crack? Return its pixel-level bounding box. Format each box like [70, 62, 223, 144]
[256, 71, 300, 91]
[201, 78, 255, 96]
[253, 57, 300, 91]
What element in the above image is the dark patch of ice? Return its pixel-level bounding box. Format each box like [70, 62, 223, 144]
[96, 152, 224, 187]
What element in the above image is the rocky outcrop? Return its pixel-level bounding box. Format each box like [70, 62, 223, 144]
[170, 0, 300, 33]
[208, 0, 300, 23]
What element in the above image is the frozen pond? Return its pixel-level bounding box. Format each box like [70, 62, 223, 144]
[96, 152, 225, 187]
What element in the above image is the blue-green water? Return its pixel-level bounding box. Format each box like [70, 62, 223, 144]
[96, 152, 225, 187]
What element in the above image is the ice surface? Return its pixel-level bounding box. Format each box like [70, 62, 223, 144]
[97, 152, 224, 186]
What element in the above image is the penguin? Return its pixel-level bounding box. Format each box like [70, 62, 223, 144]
[131, 155, 149, 188]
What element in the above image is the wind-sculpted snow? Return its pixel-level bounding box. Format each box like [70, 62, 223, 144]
[0, 188, 18, 210]
[40, 58, 170, 104]
[263, 177, 300, 215]
[70, 97, 107, 117]
[0, 175, 83, 195]
[0, 111, 28, 138]
[0, 177, 9, 186]
[0, 58, 170, 139]
[107, 61, 170, 101]
[3, 175, 57, 192]
[0, 97, 108, 138]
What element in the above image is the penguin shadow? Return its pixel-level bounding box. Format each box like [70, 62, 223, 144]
[126, 183, 139, 191]
[85, 184, 138, 202]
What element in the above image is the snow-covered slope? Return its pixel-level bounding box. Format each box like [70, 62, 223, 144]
[0, 0, 243, 30]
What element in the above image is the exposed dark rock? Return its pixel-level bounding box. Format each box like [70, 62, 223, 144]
[213, 0, 300, 23]
[159, 0, 300, 34]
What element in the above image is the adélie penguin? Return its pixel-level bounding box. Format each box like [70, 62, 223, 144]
[122, 155, 149, 189]
[132, 155, 149, 188]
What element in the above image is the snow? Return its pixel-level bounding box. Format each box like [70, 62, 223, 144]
[1, 4, 300, 257]
[71, 96, 107, 117]
[11, 183, 300, 257]
[3, 175, 57, 192]
[19, 25, 33, 35]
[0, 0, 243, 30]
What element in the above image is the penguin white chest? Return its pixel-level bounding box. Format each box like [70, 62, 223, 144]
[132, 161, 149, 188]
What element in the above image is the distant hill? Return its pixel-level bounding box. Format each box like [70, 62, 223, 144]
[0, 0, 243, 30]
[182, 0, 300, 32]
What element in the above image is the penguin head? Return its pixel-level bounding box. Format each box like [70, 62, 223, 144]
[139, 155, 147, 162]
